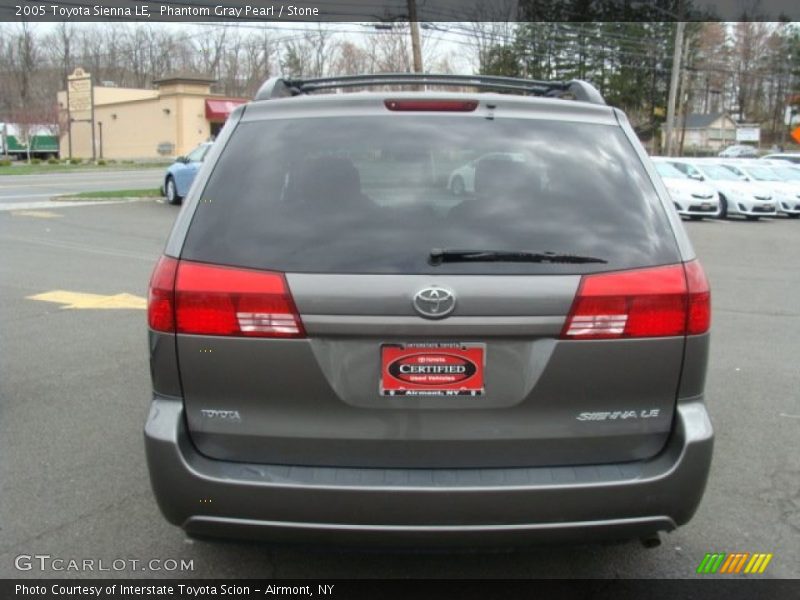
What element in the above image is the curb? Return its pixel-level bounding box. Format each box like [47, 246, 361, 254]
[50, 196, 159, 203]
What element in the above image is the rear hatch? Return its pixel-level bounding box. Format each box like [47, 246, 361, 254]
[167, 98, 698, 468]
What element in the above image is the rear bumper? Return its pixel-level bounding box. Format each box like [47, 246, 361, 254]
[144, 395, 713, 546]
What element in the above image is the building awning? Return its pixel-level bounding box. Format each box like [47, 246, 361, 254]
[205, 99, 246, 121]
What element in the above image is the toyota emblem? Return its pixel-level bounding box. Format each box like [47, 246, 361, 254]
[413, 286, 456, 319]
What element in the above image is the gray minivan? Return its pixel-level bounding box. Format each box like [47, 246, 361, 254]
[145, 74, 713, 547]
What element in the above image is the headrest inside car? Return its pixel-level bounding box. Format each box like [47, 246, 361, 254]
[298, 156, 362, 204]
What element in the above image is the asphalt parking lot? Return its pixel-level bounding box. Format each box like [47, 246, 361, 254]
[0, 191, 798, 579]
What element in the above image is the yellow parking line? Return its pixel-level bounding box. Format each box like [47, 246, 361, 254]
[10, 210, 62, 218]
[27, 290, 146, 310]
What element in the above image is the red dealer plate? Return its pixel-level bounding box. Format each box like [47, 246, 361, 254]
[380, 343, 485, 396]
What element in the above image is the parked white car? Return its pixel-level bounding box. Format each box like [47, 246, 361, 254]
[448, 152, 526, 195]
[760, 161, 800, 217]
[651, 158, 720, 219]
[717, 160, 800, 218]
[769, 163, 800, 186]
[667, 158, 776, 220]
[760, 153, 800, 165]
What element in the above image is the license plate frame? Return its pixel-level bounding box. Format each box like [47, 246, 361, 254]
[380, 342, 485, 397]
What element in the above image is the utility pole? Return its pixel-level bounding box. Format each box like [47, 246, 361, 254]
[407, 0, 423, 74]
[1, 123, 8, 159]
[677, 33, 691, 156]
[90, 81, 96, 162]
[780, 35, 792, 148]
[665, 20, 685, 156]
[66, 79, 72, 160]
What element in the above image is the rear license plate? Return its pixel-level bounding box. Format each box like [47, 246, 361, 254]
[380, 343, 485, 396]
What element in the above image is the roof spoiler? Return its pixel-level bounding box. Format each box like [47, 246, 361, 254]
[254, 73, 606, 106]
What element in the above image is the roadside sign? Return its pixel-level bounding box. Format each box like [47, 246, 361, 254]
[736, 126, 760, 143]
[67, 68, 92, 117]
[791, 126, 800, 145]
[66, 67, 95, 160]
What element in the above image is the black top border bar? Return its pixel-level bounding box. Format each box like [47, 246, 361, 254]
[1, 0, 799, 22]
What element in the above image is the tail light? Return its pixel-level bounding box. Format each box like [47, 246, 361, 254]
[147, 258, 305, 338]
[384, 99, 478, 112]
[561, 261, 710, 340]
[147, 256, 178, 332]
[684, 260, 711, 334]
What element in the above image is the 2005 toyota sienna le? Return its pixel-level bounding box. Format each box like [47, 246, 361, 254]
[145, 74, 713, 547]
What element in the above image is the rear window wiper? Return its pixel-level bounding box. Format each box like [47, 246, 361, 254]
[429, 248, 607, 265]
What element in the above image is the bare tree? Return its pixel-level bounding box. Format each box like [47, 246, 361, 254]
[371, 27, 412, 73]
[732, 22, 772, 121]
[194, 26, 229, 82]
[279, 36, 313, 79]
[278, 26, 334, 79]
[0, 24, 17, 113]
[691, 22, 730, 114]
[239, 28, 274, 96]
[41, 23, 75, 84]
[9, 103, 58, 162]
[1, 20, 793, 149]
[10, 22, 39, 105]
[459, 1, 519, 73]
[219, 26, 244, 94]
[308, 25, 333, 77]
[332, 40, 372, 76]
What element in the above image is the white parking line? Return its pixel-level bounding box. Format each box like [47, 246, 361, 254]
[0, 199, 142, 211]
[0, 175, 159, 189]
[10, 210, 62, 218]
[0, 233, 156, 261]
[0, 193, 62, 201]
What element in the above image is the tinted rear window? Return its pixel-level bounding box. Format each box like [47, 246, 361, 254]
[182, 116, 679, 274]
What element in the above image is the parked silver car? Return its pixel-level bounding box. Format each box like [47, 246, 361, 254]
[652, 158, 721, 219]
[146, 74, 713, 547]
[717, 159, 800, 218]
[760, 152, 800, 165]
[667, 158, 776, 219]
[718, 144, 758, 158]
